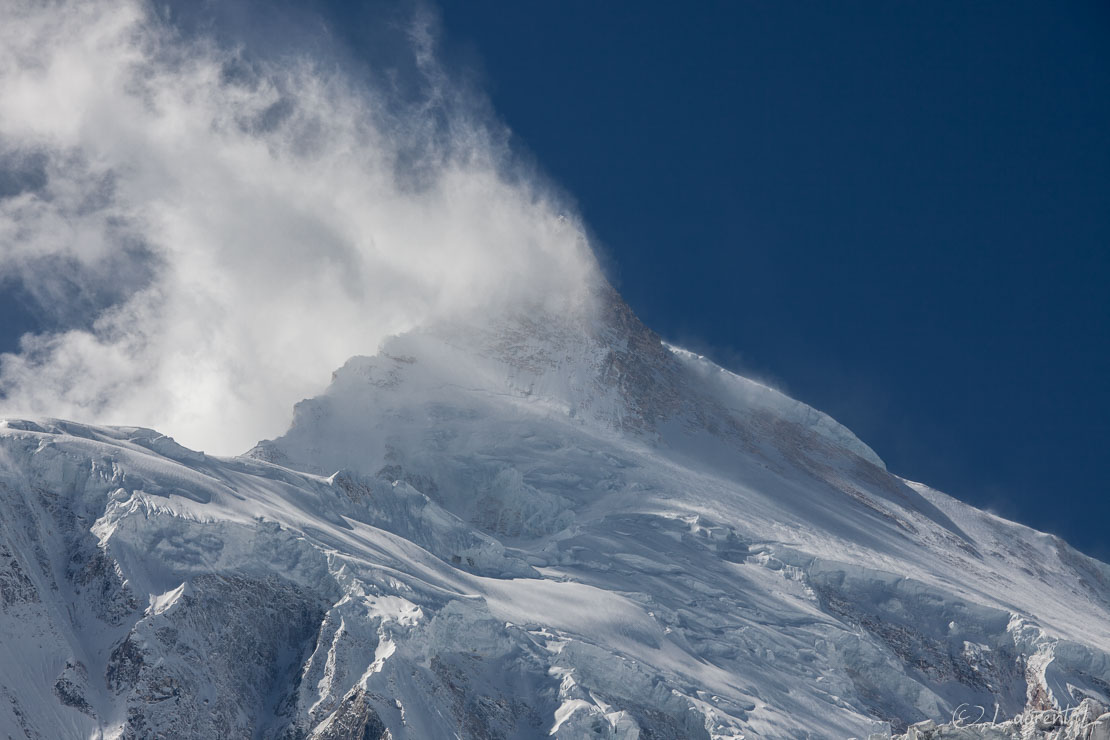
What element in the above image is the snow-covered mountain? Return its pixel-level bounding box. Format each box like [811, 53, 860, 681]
[2, 283, 1109, 739]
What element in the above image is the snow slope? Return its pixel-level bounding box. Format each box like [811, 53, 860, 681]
[2, 285, 1109, 739]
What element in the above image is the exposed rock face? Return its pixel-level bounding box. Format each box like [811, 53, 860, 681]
[302, 689, 391, 740]
[0, 541, 39, 607]
[108, 574, 326, 739]
[1, 298, 1109, 738]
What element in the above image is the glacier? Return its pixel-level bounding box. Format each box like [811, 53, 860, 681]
[1, 284, 1109, 739]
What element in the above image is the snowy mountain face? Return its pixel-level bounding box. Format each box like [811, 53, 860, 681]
[2, 284, 1109, 739]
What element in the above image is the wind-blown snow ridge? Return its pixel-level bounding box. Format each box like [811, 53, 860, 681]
[2, 290, 1109, 739]
[663, 344, 885, 470]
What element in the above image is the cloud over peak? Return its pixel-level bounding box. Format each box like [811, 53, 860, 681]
[0, 0, 600, 454]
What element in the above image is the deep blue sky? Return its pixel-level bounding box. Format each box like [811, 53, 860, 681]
[2, 1, 1108, 561]
[432, 0, 1110, 561]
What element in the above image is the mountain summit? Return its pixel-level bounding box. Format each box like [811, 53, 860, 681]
[2, 285, 1109, 739]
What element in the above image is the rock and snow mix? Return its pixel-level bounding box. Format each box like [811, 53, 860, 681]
[2, 289, 1109, 738]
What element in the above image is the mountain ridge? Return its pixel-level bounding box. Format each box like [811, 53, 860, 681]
[1, 287, 1109, 739]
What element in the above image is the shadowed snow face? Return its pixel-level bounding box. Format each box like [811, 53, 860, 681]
[0, 0, 600, 454]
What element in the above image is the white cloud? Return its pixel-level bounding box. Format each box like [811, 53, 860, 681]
[0, 0, 600, 454]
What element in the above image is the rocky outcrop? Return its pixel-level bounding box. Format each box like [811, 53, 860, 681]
[308, 689, 391, 740]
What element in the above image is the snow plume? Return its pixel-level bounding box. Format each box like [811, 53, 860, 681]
[0, 0, 600, 454]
